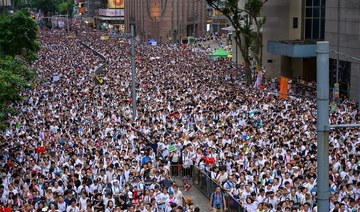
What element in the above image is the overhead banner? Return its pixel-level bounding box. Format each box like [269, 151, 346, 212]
[279, 76, 289, 99]
[108, 0, 124, 9]
[99, 9, 124, 16]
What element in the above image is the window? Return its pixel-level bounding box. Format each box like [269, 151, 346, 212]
[304, 0, 326, 40]
[293, 17, 298, 29]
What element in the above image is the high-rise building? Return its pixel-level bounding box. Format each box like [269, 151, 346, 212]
[0, 0, 11, 12]
[82, 0, 125, 31]
[325, 0, 360, 100]
[261, 0, 360, 100]
[124, 0, 207, 42]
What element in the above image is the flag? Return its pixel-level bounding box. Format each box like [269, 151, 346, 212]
[279, 76, 289, 99]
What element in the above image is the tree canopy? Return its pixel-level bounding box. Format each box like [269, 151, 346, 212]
[0, 10, 40, 61]
[57, 1, 74, 15]
[13, 0, 74, 15]
[0, 11, 39, 129]
[206, 0, 268, 85]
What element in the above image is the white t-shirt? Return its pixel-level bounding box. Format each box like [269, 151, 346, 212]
[66, 205, 80, 212]
[79, 197, 88, 210]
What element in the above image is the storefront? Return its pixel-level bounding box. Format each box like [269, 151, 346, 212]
[95, 9, 125, 32]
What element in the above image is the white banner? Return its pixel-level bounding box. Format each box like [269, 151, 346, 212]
[98, 9, 124, 17]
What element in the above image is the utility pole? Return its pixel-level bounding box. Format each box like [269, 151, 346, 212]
[336, 0, 340, 84]
[193, 0, 196, 36]
[316, 41, 330, 212]
[131, 25, 137, 119]
[171, 0, 174, 43]
[67, 14, 70, 32]
[177, 0, 180, 42]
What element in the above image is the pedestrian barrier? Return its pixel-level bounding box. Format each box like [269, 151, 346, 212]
[165, 162, 245, 212]
[78, 40, 107, 76]
[153, 151, 199, 210]
[191, 166, 246, 212]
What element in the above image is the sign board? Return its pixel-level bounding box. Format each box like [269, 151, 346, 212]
[108, 0, 124, 8]
[279, 76, 289, 99]
[334, 83, 340, 98]
[100, 36, 110, 40]
[99, 9, 124, 16]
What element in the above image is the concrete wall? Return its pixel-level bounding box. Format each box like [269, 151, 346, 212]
[325, 0, 360, 100]
[262, 1, 291, 78]
[288, 0, 302, 40]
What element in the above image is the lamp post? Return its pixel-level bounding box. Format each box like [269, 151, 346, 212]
[336, 0, 340, 84]
[131, 25, 137, 119]
[316, 41, 330, 212]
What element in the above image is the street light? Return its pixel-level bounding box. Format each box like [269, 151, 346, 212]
[130, 24, 137, 119]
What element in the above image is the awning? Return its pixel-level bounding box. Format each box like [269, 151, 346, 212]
[209, 48, 231, 57]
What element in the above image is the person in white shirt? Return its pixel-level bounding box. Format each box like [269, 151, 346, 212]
[156, 188, 169, 211]
[66, 200, 80, 212]
[56, 195, 67, 212]
[52, 181, 64, 196]
[78, 192, 88, 211]
[173, 185, 183, 205]
[216, 168, 228, 184]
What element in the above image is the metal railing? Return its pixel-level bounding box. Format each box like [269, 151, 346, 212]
[155, 157, 193, 210]
[157, 149, 245, 211]
[191, 166, 246, 212]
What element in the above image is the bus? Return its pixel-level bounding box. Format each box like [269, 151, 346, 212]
[181, 36, 196, 46]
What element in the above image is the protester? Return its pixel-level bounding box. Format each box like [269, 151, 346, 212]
[210, 187, 226, 212]
[0, 23, 359, 212]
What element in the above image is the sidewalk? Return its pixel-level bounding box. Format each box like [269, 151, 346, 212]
[173, 176, 210, 212]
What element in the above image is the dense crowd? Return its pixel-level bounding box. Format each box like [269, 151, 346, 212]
[0, 25, 359, 212]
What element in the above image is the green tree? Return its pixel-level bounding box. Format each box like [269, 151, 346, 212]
[206, 0, 268, 85]
[0, 11, 39, 129]
[0, 10, 40, 61]
[0, 57, 36, 129]
[57, 1, 73, 15]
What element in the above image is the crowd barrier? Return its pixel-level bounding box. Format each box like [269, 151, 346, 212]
[153, 152, 193, 211]
[78, 40, 107, 75]
[166, 162, 246, 212]
[191, 166, 246, 212]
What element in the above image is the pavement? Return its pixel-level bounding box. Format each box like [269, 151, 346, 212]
[173, 176, 210, 212]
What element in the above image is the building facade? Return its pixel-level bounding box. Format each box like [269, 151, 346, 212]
[263, 0, 360, 100]
[81, 0, 125, 31]
[264, 0, 322, 82]
[206, 5, 229, 35]
[325, 0, 360, 100]
[0, 0, 11, 12]
[124, 0, 207, 43]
